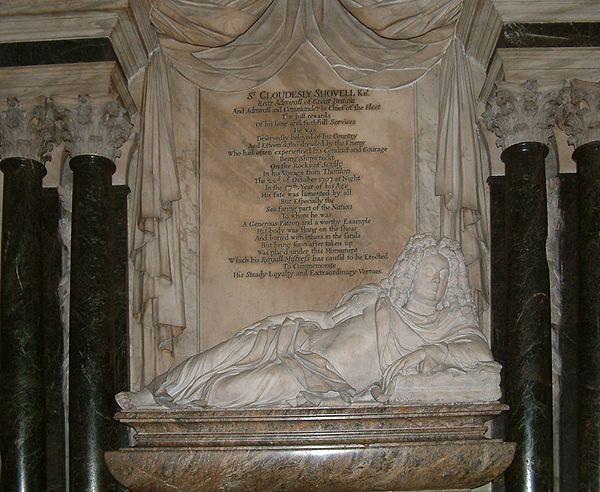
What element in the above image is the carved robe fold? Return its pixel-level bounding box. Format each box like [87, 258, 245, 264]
[151, 317, 354, 407]
[375, 296, 490, 374]
[147, 290, 493, 407]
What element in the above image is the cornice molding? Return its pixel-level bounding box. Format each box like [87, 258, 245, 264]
[0, 61, 137, 116]
[0, 4, 149, 81]
[480, 47, 600, 103]
[495, 47, 600, 82]
[0, 1, 130, 15]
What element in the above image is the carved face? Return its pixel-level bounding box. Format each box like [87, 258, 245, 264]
[409, 254, 449, 306]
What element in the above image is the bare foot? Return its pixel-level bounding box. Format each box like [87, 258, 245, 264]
[115, 388, 156, 409]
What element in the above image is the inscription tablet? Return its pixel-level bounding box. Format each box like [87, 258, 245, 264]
[200, 44, 415, 348]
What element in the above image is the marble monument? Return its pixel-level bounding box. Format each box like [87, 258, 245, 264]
[2, 0, 600, 490]
[108, 237, 510, 491]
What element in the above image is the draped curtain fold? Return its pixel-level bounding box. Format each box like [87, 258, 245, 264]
[436, 38, 489, 308]
[150, 0, 274, 46]
[131, 47, 186, 377]
[134, 0, 488, 375]
[153, 0, 461, 90]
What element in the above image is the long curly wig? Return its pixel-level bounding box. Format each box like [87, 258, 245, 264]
[380, 233, 478, 325]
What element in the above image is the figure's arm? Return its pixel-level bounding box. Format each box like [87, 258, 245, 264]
[384, 334, 493, 377]
[236, 310, 334, 336]
[237, 285, 381, 336]
[442, 335, 494, 368]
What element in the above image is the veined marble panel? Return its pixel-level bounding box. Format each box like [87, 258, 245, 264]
[106, 403, 515, 491]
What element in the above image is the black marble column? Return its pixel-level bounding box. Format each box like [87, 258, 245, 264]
[69, 154, 119, 491]
[488, 176, 508, 376]
[112, 185, 130, 452]
[41, 188, 66, 491]
[488, 175, 507, 492]
[502, 142, 553, 491]
[557, 173, 579, 490]
[0, 157, 47, 491]
[572, 141, 600, 491]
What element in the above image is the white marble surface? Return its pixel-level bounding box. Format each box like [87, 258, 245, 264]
[170, 69, 201, 359]
[415, 64, 442, 237]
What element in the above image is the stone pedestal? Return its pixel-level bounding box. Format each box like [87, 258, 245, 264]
[105, 404, 515, 491]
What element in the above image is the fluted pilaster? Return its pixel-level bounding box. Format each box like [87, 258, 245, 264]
[483, 79, 561, 492]
[0, 96, 57, 491]
[557, 79, 600, 492]
[56, 94, 132, 491]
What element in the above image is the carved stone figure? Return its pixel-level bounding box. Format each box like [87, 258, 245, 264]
[117, 234, 500, 409]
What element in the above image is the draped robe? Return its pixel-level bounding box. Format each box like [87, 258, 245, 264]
[146, 287, 493, 408]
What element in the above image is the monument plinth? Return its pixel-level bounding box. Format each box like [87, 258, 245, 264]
[106, 403, 514, 491]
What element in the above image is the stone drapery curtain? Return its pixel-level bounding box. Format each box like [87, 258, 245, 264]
[136, 0, 488, 376]
[436, 38, 490, 308]
[152, 0, 461, 89]
[132, 45, 185, 380]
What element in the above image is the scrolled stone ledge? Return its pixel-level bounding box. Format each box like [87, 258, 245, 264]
[105, 403, 515, 491]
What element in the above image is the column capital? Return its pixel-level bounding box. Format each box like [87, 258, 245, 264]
[483, 80, 563, 151]
[0, 96, 58, 163]
[557, 79, 600, 149]
[55, 95, 132, 162]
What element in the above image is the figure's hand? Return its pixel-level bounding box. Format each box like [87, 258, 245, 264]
[390, 349, 426, 376]
[386, 348, 443, 379]
[331, 293, 367, 324]
[384, 345, 448, 381]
